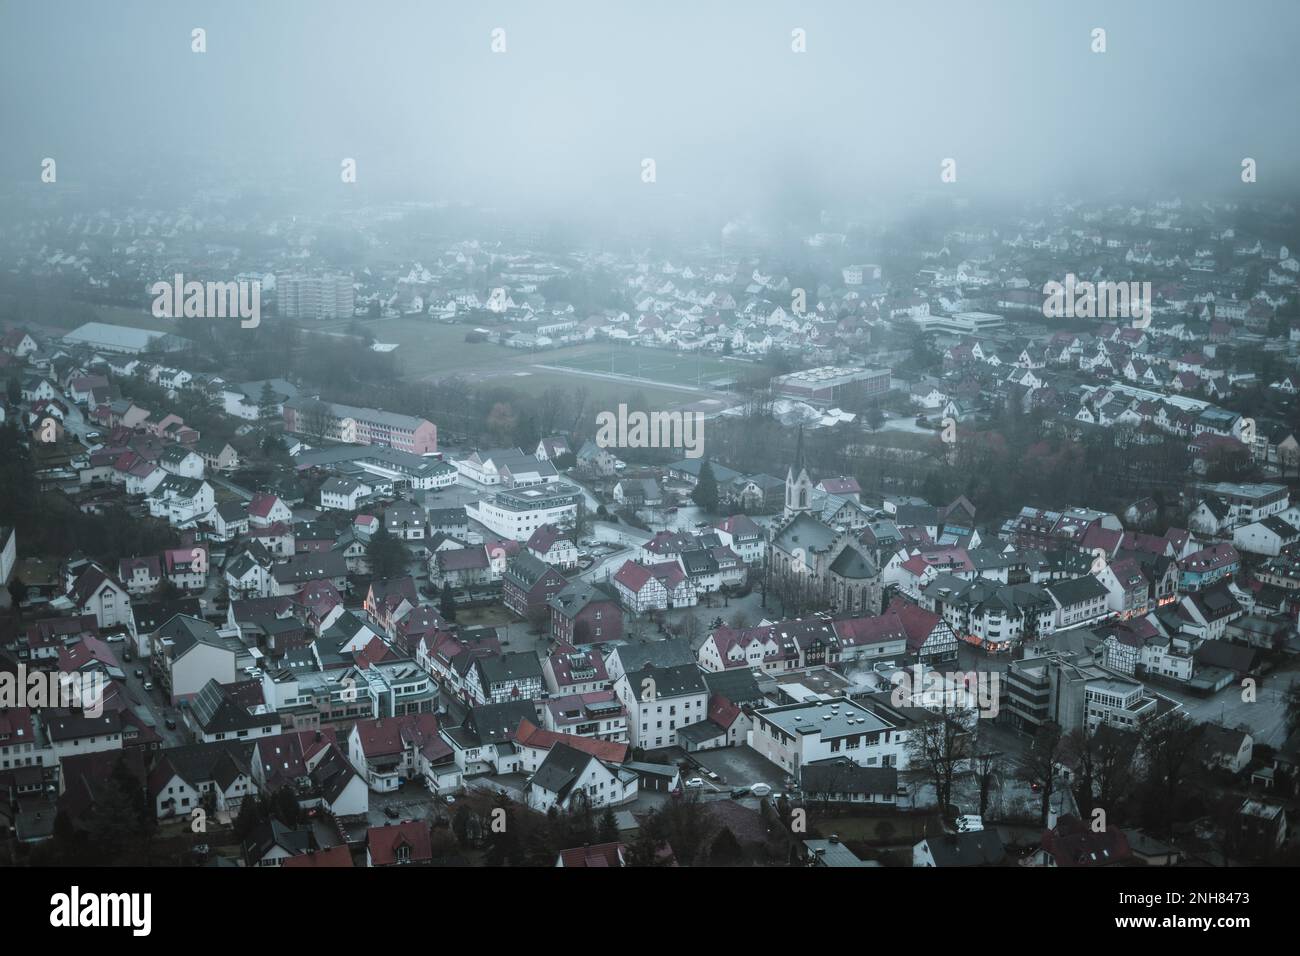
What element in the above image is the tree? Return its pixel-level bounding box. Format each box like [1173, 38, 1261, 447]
[598, 807, 619, 844]
[1091, 724, 1139, 819]
[439, 582, 458, 622]
[709, 826, 744, 864]
[297, 397, 334, 444]
[1017, 722, 1065, 827]
[7, 576, 28, 612]
[483, 793, 522, 866]
[83, 755, 153, 864]
[1139, 713, 1204, 838]
[257, 381, 279, 425]
[271, 786, 303, 827]
[367, 521, 411, 580]
[1285, 681, 1300, 739]
[232, 796, 261, 842]
[526, 603, 551, 635]
[452, 804, 472, 846]
[691, 459, 719, 513]
[906, 698, 974, 817]
[972, 749, 1003, 818]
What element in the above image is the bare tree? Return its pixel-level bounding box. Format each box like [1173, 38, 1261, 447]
[1062, 723, 1139, 824]
[906, 697, 974, 817]
[972, 749, 1003, 819]
[1140, 712, 1204, 838]
[1017, 722, 1065, 827]
[1092, 725, 1139, 818]
[297, 397, 335, 444]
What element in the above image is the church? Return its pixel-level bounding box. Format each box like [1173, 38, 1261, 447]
[766, 428, 883, 616]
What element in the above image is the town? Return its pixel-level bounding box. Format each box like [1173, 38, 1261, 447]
[0, 1, 1297, 903]
[0, 183, 1297, 873]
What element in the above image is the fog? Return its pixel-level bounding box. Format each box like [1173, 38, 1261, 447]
[2, 0, 1298, 225]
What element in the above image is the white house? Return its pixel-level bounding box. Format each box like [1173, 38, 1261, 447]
[613, 663, 708, 751]
[523, 741, 637, 813]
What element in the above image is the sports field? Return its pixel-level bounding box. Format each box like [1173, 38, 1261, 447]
[543, 346, 748, 389]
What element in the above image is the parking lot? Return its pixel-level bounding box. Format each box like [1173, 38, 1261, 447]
[363, 781, 452, 829]
[661, 745, 792, 796]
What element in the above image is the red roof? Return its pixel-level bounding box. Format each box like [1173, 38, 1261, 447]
[367, 820, 433, 866]
[248, 492, 282, 518]
[352, 712, 442, 760]
[282, 845, 354, 868]
[714, 514, 761, 537]
[818, 477, 861, 495]
[707, 693, 741, 730]
[614, 560, 653, 591]
[557, 842, 626, 867]
[885, 597, 944, 652]
[833, 614, 907, 647]
[1039, 815, 1131, 866]
[514, 719, 628, 764]
[526, 523, 568, 555]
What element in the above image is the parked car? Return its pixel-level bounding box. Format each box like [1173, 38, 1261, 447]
[730, 787, 751, 799]
[749, 783, 772, 797]
[443, 795, 456, 805]
[164, 718, 177, 730]
[143, 681, 153, 691]
[134, 669, 143, 679]
[684, 777, 705, 790]
[383, 806, 400, 819]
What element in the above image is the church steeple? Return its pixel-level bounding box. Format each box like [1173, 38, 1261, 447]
[785, 426, 813, 519]
[791, 425, 806, 476]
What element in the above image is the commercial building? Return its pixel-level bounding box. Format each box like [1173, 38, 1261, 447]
[468, 483, 582, 541]
[772, 366, 891, 406]
[284, 399, 438, 455]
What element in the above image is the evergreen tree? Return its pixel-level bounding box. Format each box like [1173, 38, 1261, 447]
[439, 581, 458, 622]
[597, 807, 619, 844]
[367, 521, 411, 579]
[257, 381, 279, 424]
[691, 459, 719, 513]
[232, 795, 262, 842]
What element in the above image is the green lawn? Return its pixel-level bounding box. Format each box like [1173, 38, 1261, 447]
[14, 294, 747, 411]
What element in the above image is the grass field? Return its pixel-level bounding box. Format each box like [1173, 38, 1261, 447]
[544, 346, 749, 389]
[0, 293, 177, 334]
[314, 316, 753, 408]
[12, 296, 752, 411]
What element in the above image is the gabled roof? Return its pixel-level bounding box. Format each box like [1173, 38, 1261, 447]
[367, 820, 432, 865]
[515, 719, 628, 763]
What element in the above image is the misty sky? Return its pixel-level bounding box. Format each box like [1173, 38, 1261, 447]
[2, 0, 1298, 218]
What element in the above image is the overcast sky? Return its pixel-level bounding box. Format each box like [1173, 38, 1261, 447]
[2, 0, 1298, 220]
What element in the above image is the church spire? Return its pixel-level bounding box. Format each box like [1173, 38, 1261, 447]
[785, 425, 813, 519]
